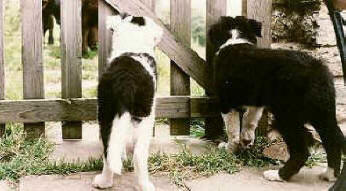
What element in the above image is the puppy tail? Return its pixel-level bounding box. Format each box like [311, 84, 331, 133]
[106, 112, 131, 175]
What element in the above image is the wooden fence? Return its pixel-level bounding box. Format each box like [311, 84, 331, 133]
[0, 0, 272, 139]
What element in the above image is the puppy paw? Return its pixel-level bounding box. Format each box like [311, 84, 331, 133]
[140, 181, 155, 191]
[319, 168, 337, 182]
[218, 142, 239, 153]
[92, 174, 113, 189]
[263, 170, 284, 182]
[218, 142, 228, 149]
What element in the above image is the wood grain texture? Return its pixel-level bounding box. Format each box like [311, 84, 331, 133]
[98, 0, 114, 77]
[21, 0, 45, 138]
[61, 0, 83, 139]
[205, 0, 227, 140]
[170, 0, 191, 135]
[0, 0, 4, 136]
[246, 0, 272, 48]
[140, 0, 155, 11]
[0, 97, 219, 123]
[104, 0, 214, 93]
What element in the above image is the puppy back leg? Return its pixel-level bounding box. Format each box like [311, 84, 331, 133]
[264, 117, 309, 181]
[240, 107, 264, 148]
[219, 110, 241, 152]
[312, 117, 343, 181]
[92, 156, 114, 189]
[107, 112, 132, 175]
[133, 113, 155, 191]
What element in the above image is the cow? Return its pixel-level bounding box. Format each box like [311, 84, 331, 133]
[42, 0, 99, 55]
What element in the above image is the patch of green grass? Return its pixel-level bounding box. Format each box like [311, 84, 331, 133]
[147, 137, 277, 187]
[190, 119, 205, 138]
[0, 124, 102, 182]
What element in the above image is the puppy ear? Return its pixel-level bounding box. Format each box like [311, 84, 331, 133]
[248, 19, 262, 37]
[106, 15, 122, 31]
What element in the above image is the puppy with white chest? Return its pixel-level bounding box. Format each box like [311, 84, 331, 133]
[92, 14, 163, 191]
[209, 16, 346, 183]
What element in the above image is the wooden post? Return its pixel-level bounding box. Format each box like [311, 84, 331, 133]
[170, 0, 191, 136]
[205, 0, 227, 140]
[244, 0, 272, 136]
[98, 0, 114, 77]
[21, 0, 45, 138]
[0, 0, 4, 137]
[61, 0, 83, 139]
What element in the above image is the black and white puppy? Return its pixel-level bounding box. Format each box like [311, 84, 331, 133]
[92, 15, 163, 191]
[209, 16, 346, 182]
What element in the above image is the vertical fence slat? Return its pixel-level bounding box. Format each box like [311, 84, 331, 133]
[98, 0, 114, 78]
[205, 0, 227, 140]
[21, 0, 45, 138]
[245, 0, 272, 136]
[0, 0, 4, 136]
[170, 0, 191, 136]
[61, 0, 83, 139]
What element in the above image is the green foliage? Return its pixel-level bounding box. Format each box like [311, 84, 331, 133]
[192, 15, 206, 47]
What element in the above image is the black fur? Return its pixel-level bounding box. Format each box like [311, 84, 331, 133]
[98, 54, 156, 158]
[130, 16, 146, 26]
[209, 16, 345, 181]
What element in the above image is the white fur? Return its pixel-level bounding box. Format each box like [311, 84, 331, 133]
[107, 112, 132, 175]
[107, 15, 163, 62]
[220, 111, 241, 152]
[240, 107, 264, 147]
[263, 170, 284, 182]
[92, 156, 114, 189]
[132, 103, 156, 191]
[319, 167, 337, 182]
[216, 29, 254, 55]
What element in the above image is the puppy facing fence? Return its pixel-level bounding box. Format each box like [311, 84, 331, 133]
[209, 16, 346, 183]
[92, 14, 163, 191]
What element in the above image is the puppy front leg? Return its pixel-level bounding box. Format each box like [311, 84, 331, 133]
[219, 110, 241, 152]
[240, 107, 264, 148]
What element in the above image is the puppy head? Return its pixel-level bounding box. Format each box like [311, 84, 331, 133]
[107, 14, 164, 49]
[208, 16, 262, 49]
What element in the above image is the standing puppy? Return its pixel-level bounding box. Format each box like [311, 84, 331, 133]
[209, 16, 346, 182]
[92, 15, 163, 191]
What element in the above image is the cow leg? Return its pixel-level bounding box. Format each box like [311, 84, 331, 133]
[48, 16, 54, 45]
[82, 27, 89, 56]
[88, 26, 98, 51]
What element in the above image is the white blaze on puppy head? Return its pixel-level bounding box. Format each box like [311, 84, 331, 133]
[106, 15, 164, 60]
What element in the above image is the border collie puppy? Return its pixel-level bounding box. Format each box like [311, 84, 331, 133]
[208, 16, 346, 182]
[92, 15, 163, 191]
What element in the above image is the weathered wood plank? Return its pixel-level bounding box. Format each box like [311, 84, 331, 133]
[98, 0, 114, 77]
[61, 0, 83, 139]
[0, 97, 219, 123]
[104, 0, 214, 93]
[205, 0, 227, 140]
[140, 0, 155, 11]
[170, 0, 191, 135]
[0, 0, 4, 136]
[246, 0, 272, 48]
[21, 0, 45, 138]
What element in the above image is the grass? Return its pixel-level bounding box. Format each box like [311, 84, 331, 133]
[0, 124, 276, 185]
